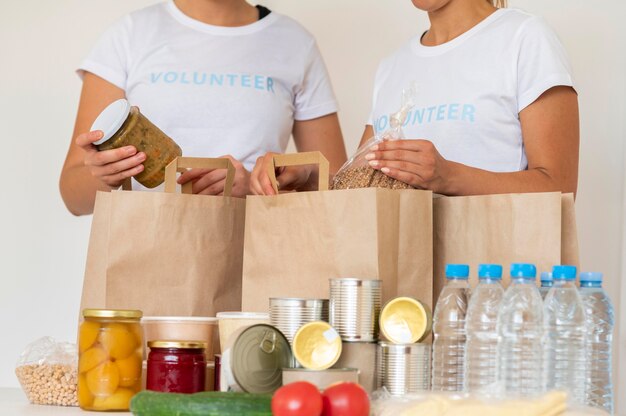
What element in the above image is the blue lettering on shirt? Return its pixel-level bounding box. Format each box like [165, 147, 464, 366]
[150, 71, 275, 94]
[374, 103, 476, 133]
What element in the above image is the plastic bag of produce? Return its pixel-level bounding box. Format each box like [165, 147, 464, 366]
[15, 336, 78, 407]
[332, 83, 417, 190]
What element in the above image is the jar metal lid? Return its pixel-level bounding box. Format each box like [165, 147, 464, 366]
[83, 308, 142, 319]
[148, 340, 208, 349]
[90, 98, 131, 145]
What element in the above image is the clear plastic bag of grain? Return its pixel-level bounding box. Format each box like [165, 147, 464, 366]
[15, 336, 78, 407]
[332, 84, 418, 190]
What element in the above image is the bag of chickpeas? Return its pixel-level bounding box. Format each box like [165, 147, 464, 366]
[15, 337, 78, 407]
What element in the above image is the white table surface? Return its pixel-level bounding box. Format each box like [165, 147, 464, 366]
[0, 388, 131, 415]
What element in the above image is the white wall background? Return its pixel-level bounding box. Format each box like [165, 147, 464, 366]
[0, 0, 624, 412]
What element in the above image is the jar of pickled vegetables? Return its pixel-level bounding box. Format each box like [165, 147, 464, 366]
[91, 99, 182, 188]
[146, 341, 207, 394]
[78, 309, 143, 411]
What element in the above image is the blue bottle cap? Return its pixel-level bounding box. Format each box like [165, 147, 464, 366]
[552, 265, 577, 280]
[510, 263, 536, 279]
[445, 264, 469, 279]
[540, 272, 553, 282]
[579, 272, 603, 283]
[478, 264, 502, 279]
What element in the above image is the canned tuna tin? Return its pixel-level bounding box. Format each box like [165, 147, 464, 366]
[376, 342, 431, 396]
[269, 298, 329, 344]
[379, 297, 432, 344]
[292, 321, 342, 370]
[330, 278, 381, 342]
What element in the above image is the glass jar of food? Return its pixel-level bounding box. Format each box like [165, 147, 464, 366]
[146, 341, 207, 394]
[78, 309, 143, 411]
[91, 99, 182, 188]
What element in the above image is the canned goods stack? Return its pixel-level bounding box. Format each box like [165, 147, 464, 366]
[376, 296, 433, 395]
[328, 278, 382, 393]
[269, 298, 329, 344]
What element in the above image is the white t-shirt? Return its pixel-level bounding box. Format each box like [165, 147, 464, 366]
[368, 8, 574, 173]
[79, 1, 337, 188]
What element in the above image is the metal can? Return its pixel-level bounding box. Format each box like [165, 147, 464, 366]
[379, 297, 432, 344]
[282, 368, 359, 390]
[78, 309, 143, 411]
[292, 321, 342, 370]
[333, 341, 377, 393]
[146, 341, 207, 394]
[376, 342, 431, 396]
[269, 298, 329, 344]
[329, 278, 381, 342]
[227, 324, 292, 394]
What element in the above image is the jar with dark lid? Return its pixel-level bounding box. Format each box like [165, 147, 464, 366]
[91, 99, 182, 188]
[147, 340, 207, 394]
[78, 309, 143, 411]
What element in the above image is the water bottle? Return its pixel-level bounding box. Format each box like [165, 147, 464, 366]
[464, 264, 504, 392]
[544, 265, 586, 405]
[579, 272, 614, 413]
[496, 263, 544, 396]
[432, 264, 471, 391]
[539, 272, 553, 300]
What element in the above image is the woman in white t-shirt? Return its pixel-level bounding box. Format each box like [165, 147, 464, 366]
[251, 0, 578, 196]
[60, 0, 347, 215]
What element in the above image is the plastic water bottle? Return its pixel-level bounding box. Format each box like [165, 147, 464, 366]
[544, 265, 586, 405]
[464, 264, 504, 392]
[539, 272, 553, 300]
[496, 263, 544, 396]
[579, 272, 614, 413]
[432, 264, 471, 391]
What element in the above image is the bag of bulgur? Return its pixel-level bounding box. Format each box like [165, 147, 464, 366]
[332, 83, 417, 190]
[15, 337, 78, 407]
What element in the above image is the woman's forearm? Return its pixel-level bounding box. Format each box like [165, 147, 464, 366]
[59, 165, 114, 216]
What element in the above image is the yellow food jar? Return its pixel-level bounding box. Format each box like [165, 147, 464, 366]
[78, 309, 143, 411]
[91, 99, 182, 188]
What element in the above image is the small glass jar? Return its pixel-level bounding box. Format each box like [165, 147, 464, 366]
[78, 309, 143, 411]
[147, 341, 207, 394]
[91, 99, 182, 188]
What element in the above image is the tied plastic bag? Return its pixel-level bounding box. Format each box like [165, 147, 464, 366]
[15, 336, 79, 407]
[332, 83, 418, 190]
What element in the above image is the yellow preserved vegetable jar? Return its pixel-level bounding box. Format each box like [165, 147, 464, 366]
[78, 309, 143, 411]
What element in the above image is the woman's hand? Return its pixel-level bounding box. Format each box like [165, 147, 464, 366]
[177, 155, 251, 197]
[250, 152, 314, 195]
[365, 139, 451, 193]
[76, 130, 146, 188]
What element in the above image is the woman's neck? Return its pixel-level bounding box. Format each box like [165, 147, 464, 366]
[422, 0, 496, 46]
[173, 0, 258, 27]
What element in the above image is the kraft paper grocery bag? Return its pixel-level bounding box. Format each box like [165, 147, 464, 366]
[433, 192, 580, 303]
[80, 157, 245, 317]
[241, 152, 433, 313]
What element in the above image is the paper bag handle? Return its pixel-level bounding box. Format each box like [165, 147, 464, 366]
[267, 152, 330, 193]
[164, 157, 235, 197]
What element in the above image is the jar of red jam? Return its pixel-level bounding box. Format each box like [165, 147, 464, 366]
[146, 341, 207, 394]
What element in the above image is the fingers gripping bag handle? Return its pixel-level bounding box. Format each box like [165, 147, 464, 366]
[266, 151, 330, 194]
[332, 83, 418, 190]
[164, 157, 236, 197]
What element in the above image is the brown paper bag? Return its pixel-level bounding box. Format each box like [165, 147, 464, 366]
[80, 157, 246, 317]
[241, 152, 433, 313]
[433, 192, 580, 303]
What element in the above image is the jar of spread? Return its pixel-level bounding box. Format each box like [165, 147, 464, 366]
[78, 309, 143, 411]
[146, 341, 207, 394]
[91, 99, 182, 188]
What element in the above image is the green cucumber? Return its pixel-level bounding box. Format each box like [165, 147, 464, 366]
[130, 390, 273, 416]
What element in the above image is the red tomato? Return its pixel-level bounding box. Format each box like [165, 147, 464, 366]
[321, 382, 369, 416]
[272, 381, 323, 416]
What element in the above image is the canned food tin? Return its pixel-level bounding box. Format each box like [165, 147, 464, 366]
[229, 324, 292, 394]
[376, 342, 431, 396]
[329, 278, 381, 342]
[269, 298, 329, 344]
[379, 297, 432, 344]
[333, 341, 377, 393]
[292, 322, 342, 370]
[282, 368, 359, 390]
